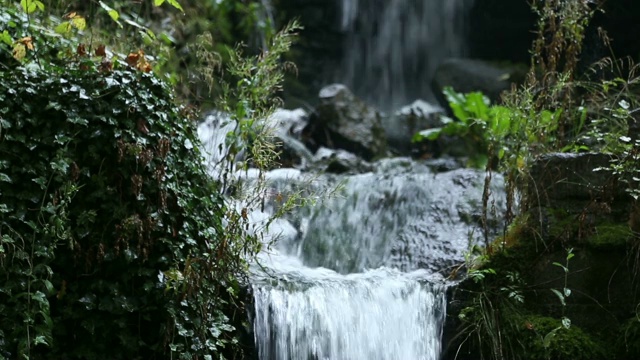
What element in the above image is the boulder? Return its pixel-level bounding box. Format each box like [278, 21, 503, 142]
[432, 58, 524, 106]
[312, 147, 373, 174]
[528, 153, 618, 204]
[385, 100, 444, 156]
[303, 84, 387, 160]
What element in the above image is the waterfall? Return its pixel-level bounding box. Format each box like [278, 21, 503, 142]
[338, 0, 475, 110]
[198, 113, 505, 360]
[243, 158, 504, 360]
[252, 262, 446, 360]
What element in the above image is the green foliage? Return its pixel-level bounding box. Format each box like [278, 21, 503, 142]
[413, 86, 562, 170]
[617, 316, 640, 358]
[0, 1, 299, 359]
[455, 259, 526, 360]
[586, 223, 632, 249]
[515, 315, 606, 360]
[0, 59, 252, 358]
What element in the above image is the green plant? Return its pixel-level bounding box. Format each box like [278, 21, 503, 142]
[543, 248, 574, 350]
[516, 315, 606, 360]
[454, 257, 526, 360]
[0, 2, 301, 358]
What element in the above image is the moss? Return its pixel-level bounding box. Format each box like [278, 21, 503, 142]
[586, 223, 632, 250]
[547, 208, 580, 242]
[514, 315, 607, 360]
[491, 214, 532, 250]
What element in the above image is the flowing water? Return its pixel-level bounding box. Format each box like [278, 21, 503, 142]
[198, 2, 493, 358]
[247, 163, 504, 360]
[338, 0, 475, 110]
[199, 112, 505, 359]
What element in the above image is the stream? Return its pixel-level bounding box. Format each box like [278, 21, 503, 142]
[198, 1, 494, 359]
[198, 112, 504, 359]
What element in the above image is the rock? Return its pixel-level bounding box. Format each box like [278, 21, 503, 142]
[303, 84, 387, 160]
[312, 147, 373, 174]
[432, 58, 523, 106]
[270, 108, 309, 138]
[528, 153, 618, 204]
[385, 100, 444, 156]
[269, 108, 315, 169]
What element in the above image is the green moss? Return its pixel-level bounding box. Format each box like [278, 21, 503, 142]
[514, 315, 607, 360]
[586, 223, 631, 250]
[547, 208, 580, 242]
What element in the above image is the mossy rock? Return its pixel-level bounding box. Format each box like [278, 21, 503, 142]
[514, 315, 607, 360]
[585, 223, 632, 250]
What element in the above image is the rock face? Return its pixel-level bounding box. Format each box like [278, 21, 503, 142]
[528, 153, 618, 204]
[432, 58, 521, 105]
[443, 151, 638, 360]
[303, 84, 387, 160]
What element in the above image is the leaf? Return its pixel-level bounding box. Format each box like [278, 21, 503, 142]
[166, 0, 184, 11]
[619, 99, 630, 110]
[561, 316, 571, 329]
[564, 288, 572, 297]
[77, 43, 87, 56]
[54, 21, 72, 35]
[12, 43, 26, 61]
[154, 0, 166, 5]
[552, 262, 568, 273]
[415, 128, 442, 141]
[550, 288, 566, 306]
[99, 1, 121, 26]
[0, 172, 12, 183]
[542, 327, 560, 348]
[95, 44, 106, 57]
[18, 36, 34, 50]
[70, 15, 87, 31]
[0, 31, 13, 46]
[20, 0, 40, 14]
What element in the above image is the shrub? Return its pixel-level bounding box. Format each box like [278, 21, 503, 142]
[0, 53, 250, 360]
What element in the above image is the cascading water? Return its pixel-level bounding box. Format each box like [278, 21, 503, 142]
[247, 161, 504, 360]
[250, 160, 504, 360]
[338, 0, 475, 110]
[198, 111, 505, 359]
[197, 2, 496, 357]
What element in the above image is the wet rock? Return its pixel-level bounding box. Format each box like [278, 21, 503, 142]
[270, 108, 314, 169]
[432, 58, 523, 105]
[303, 84, 387, 160]
[312, 147, 373, 174]
[271, 108, 308, 138]
[386, 100, 444, 156]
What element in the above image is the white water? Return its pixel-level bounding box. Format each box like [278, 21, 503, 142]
[197, 111, 506, 359]
[252, 254, 446, 360]
[242, 158, 504, 360]
[338, 0, 474, 110]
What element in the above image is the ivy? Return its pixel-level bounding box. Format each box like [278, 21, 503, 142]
[0, 49, 251, 360]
